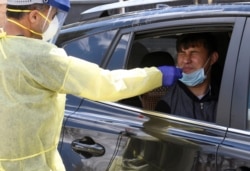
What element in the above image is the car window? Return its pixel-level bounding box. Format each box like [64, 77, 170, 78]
[62, 30, 118, 111]
[127, 37, 177, 69]
[118, 27, 231, 123]
[63, 30, 117, 65]
[107, 34, 130, 70]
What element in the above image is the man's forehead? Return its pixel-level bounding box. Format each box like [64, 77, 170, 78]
[180, 42, 205, 50]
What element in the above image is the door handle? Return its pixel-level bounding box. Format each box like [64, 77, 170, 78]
[71, 136, 105, 158]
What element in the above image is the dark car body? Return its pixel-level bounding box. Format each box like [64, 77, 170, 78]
[56, 2, 250, 171]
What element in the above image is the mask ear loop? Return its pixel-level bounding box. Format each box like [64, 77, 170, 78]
[203, 56, 212, 75]
[7, 18, 43, 36]
[7, 8, 51, 24]
[6, 8, 50, 36]
[41, 6, 53, 33]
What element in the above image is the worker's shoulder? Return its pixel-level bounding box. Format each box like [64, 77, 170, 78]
[6, 35, 57, 48]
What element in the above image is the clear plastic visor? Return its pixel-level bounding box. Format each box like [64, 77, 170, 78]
[41, 6, 68, 43]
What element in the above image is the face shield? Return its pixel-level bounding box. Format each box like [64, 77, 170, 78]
[40, 6, 68, 43]
[7, 0, 70, 43]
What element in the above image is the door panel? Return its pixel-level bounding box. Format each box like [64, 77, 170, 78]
[57, 16, 244, 171]
[60, 100, 148, 171]
[216, 17, 250, 171]
[218, 129, 250, 170]
[60, 100, 227, 171]
[139, 115, 226, 171]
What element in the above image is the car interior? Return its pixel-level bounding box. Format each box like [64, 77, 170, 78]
[61, 25, 233, 122]
[119, 29, 231, 114]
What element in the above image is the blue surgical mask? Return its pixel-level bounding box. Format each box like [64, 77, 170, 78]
[179, 58, 210, 86]
[179, 68, 206, 86]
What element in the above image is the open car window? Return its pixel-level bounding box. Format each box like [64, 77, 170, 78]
[118, 25, 232, 124]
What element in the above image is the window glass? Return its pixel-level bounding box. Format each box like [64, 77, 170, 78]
[63, 30, 117, 65]
[107, 34, 130, 70]
[62, 30, 117, 110]
[127, 38, 176, 69]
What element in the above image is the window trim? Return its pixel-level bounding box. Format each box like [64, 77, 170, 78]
[230, 17, 250, 130]
[116, 16, 240, 126]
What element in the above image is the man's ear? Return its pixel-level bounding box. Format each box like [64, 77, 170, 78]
[28, 10, 40, 24]
[210, 51, 219, 65]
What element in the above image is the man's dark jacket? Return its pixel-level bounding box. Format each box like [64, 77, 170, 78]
[155, 81, 218, 122]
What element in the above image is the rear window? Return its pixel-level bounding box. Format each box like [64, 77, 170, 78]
[63, 30, 118, 65]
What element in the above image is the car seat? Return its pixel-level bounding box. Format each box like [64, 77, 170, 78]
[139, 51, 175, 110]
[127, 42, 149, 69]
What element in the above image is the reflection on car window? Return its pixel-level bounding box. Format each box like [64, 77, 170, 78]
[107, 34, 130, 70]
[62, 30, 118, 109]
[63, 30, 118, 65]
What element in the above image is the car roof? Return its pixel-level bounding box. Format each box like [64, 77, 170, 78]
[58, 3, 250, 43]
[81, 0, 177, 15]
[79, 1, 250, 20]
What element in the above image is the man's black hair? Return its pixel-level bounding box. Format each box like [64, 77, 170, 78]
[176, 33, 218, 56]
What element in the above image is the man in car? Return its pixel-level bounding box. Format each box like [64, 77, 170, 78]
[156, 33, 220, 122]
[0, 0, 182, 170]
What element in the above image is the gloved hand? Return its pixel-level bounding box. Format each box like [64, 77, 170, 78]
[157, 66, 182, 86]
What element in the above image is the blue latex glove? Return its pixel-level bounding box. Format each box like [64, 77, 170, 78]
[157, 66, 182, 86]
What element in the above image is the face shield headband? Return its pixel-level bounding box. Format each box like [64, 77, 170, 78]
[46, 7, 68, 43]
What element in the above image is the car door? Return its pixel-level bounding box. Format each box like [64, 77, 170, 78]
[114, 16, 243, 171]
[57, 29, 140, 171]
[58, 15, 244, 171]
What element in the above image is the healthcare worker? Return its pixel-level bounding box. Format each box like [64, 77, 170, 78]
[0, 0, 182, 170]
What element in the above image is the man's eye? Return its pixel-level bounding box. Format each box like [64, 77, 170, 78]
[191, 52, 200, 57]
[178, 53, 186, 57]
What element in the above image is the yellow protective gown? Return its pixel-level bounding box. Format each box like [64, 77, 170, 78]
[0, 34, 162, 171]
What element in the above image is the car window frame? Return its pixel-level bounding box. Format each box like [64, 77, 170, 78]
[108, 16, 243, 127]
[230, 17, 250, 130]
[101, 31, 132, 69]
[216, 17, 247, 128]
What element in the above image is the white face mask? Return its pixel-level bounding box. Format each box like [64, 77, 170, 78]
[42, 16, 59, 42]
